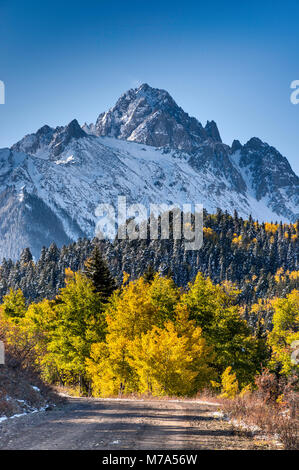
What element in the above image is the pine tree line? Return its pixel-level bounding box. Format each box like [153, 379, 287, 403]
[0, 209, 297, 305]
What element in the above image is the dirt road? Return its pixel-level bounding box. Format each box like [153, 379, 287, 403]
[0, 398, 279, 450]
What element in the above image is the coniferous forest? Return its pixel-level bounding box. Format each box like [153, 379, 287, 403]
[0, 210, 297, 308]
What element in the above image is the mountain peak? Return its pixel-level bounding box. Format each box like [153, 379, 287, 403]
[245, 137, 265, 150]
[231, 139, 243, 152]
[36, 124, 54, 137]
[136, 82, 152, 92]
[205, 120, 222, 143]
[137, 82, 171, 99]
[11, 119, 87, 157]
[50, 119, 87, 157]
[93, 84, 220, 151]
[65, 119, 86, 139]
[115, 83, 176, 116]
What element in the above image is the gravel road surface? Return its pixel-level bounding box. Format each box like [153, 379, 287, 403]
[0, 398, 279, 450]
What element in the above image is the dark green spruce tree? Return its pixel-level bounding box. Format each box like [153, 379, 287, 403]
[143, 264, 156, 282]
[83, 246, 116, 301]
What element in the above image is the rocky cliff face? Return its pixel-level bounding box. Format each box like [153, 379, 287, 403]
[93, 83, 221, 151]
[231, 138, 298, 221]
[0, 84, 298, 260]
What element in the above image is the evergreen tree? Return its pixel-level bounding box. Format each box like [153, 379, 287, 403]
[143, 264, 156, 282]
[20, 248, 33, 265]
[83, 246, 116, 300]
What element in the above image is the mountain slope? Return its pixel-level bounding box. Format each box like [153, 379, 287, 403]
[0, 84, 298, 260]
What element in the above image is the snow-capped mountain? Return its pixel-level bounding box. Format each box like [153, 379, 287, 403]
[88, 83, 222, 150]
[0, 84, 298, 260]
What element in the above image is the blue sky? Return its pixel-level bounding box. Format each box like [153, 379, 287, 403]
[0, 0, 298, 173]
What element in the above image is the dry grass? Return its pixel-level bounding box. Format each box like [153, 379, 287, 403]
[197, 370, 299, 450]
[211, 392, 299, 450]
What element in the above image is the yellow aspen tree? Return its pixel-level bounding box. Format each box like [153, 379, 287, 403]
[220, 366, 239, 398]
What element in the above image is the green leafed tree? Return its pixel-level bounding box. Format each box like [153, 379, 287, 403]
[1, 288, 27, 321]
